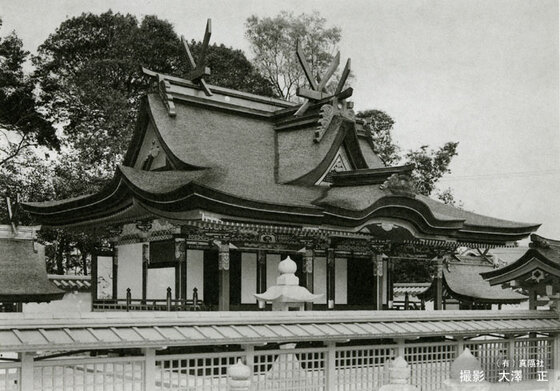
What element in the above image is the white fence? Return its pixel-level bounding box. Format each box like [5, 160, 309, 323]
[0, 334, 555, 391]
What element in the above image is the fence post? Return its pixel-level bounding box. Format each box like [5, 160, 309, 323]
[143, 348, 156, 391]
[19, 352, 34, 391]
[166, 287, 172, 311]
[228, 359, 251, 391]
[394, 338, 405, 358]
[325, 342, 336, 391]
[126, 288, 132, 311]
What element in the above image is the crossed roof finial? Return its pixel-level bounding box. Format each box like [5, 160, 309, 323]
[294, 41, 352, 116]
[181, 19, 213, 96]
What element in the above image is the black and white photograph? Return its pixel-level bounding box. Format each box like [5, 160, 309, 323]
[0, 0, 558, 390]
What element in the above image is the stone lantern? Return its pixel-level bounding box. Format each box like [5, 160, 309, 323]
[254, 256, 322, 311]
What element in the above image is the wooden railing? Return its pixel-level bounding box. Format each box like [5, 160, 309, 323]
[2, 334, 556, 391]
[93, 287, 210, 311]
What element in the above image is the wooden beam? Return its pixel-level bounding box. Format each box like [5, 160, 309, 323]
[296, 41, 318, 90]
[199, 19, 212, 65]
[296, 87, 331, 101]
[335, 58, 351, 95]
[181, 36, 197, 68]
[317, 51, 340, 91]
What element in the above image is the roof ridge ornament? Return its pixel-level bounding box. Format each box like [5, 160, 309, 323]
[294, 41, 353, 118]
[181, 18, 213, 97]
[379, 173, 417, 198]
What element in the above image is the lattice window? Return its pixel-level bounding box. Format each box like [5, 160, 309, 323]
[252, 348, 326, 391]
[34, 357, 144, 391]
[335, 345, 395, 390]
[465, 339, 508, 383]
[406, 342, 457, 391]
[156, 353, 241, 391]
[514, 337, 553, 381]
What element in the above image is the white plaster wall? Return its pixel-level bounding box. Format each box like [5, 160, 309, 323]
[266, 254, 282, 289]
[313, 257, 327, 304]
[147, 268, 175, 299]
[186, 249, 204, 300]
[97, 255, 113, 299]
[23, 292, 91, 313]
[241, 252, 257, 304]
[133, 123, 167, 170]
[335, 258, 348, 304]
[117, 243, 143, 299]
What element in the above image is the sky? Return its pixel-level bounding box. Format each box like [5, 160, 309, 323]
[1, 0, 558, 241]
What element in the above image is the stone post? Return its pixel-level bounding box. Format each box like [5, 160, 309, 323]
[379, 356, 419, 391]
[228, 359, 251, 391]
[443, 348, 489, 391]
[19, 352, 35, 391]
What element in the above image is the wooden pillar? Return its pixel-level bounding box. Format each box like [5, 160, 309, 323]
[91, 251, 98, 307]
[218, 244, 230, 311]
[304, 249, 314, 311]
[175, 238, 187, 299]
[142, 243, 149, 302]
[112, 245, 118, 300]
[528, 288, 538, 310]
[373, 254, 384, 311]
[256, 250, 266, 309]
[434, 258, 443, 311]
[19, 352, 34, 391]
[386, 257, 393, 309]
[326, 248, 335, 309]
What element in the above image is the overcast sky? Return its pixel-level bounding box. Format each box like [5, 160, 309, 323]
[1, 0, 558, 241]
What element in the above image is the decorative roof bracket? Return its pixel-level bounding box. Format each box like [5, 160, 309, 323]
[294, 41, 353, 118]
[181, 19, 213, 96]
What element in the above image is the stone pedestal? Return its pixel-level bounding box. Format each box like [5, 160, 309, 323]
[379, 356, 419, 391]
[443, 348, 490, 391]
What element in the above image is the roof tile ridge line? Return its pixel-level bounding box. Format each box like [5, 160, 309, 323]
[142, 67, 295, 108]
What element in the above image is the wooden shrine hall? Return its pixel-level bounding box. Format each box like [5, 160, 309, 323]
[482, 234, 560, 310]
[23, 20, 540, 312]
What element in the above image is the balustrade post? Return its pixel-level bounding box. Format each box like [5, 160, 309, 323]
[325, 342, 336, 391]
[228, 359, 251, 391]
[19, 352, 34, 391]
[143, 348, 156, 391]
[379, 356, 419, 391]
[126, 288, 132, 312]
[443, 348, 489, 391]
[166, 287, 172, 311]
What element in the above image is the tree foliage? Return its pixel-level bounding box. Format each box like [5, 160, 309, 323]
[34, 11, 274, 173]
[0, 19, 58, 167]
[246, 11, 341, 100]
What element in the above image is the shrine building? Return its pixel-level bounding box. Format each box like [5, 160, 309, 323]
[22, 21, 540, 313]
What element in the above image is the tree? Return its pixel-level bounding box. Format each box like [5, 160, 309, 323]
[20, 11, 275, 275]
[0, 19, 58, 167]
[356, 110, 400, 166]
[405, 142, 459, 197]
[246, 11, 342, 100]
[34, 11, 274, 173]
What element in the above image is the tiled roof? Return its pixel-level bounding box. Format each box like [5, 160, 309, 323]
[48, 275, 91, 292]
[0, 310, 556, 353]
[22, 82, 540, 245]
[393, 283, 431, 297]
